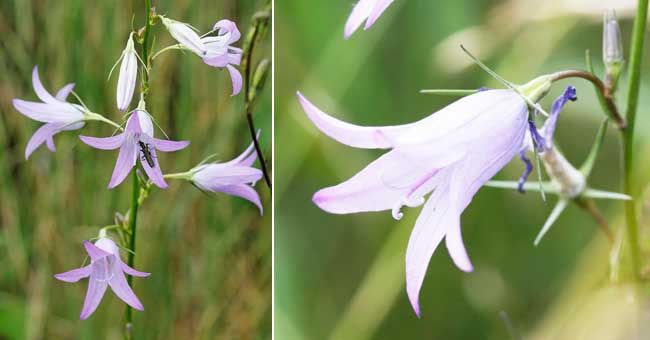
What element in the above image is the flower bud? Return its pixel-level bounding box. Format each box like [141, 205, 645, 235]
[160, 16, 206, 57]
[116, 33, 138, 112]
[603, 10, 624, 89]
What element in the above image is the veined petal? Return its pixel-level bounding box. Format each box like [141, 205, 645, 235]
[55, 83, 75, 101]
[365, 0, 395, 30]
[80, 134, 125, 150]
[140, 148, 168, 189]
[151, 138, 190, 152]
[79, 278, 108, 320]
[108, 269, 144, 311]
[226, 64, 243, 96]
[31, 66, 58, 104]
[116, 50, 138, 112]
[54, 265, 92, 283]
[108, 138, 137, 189]
[406, 184, 455, 317]
[297, 92, 414, 149]
[344, 0, 375, 39]
[25, 123, 60, 159]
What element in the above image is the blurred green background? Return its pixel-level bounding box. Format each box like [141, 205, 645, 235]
[0, 0, 271, 339]
[275, 0, 650, 339]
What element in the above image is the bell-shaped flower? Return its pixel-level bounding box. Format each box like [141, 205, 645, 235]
[201, 20, 243, 96]
[12, 66, 86, 159]
[345, 0, 395, 39]
[80, 110, 190, 189]
[166, 132, 263, 214]
[115, 33, 139, 112]
[298, 86, 535, 316]
[54, 237, 150, 320]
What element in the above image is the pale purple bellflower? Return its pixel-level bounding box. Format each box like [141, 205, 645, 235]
[160, 17, 243, 96]
[166, 131, 264, 214]
[80, 110, 189, 189]
[54, 237, 150, 320]
[13, 67, 91, 159]
[297, 75, 559, 316]
[345, 0, 396, 39]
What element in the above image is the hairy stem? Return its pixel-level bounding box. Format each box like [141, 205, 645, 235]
[622, 0, 649, 280]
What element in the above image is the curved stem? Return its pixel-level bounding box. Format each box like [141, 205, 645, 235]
[622, 0, 649, 281]
[550, 70, 626, 129]
[151, 44, 182, 60]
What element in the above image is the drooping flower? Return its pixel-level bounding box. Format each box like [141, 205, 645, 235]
[298, 85, 542, 316]
[80, 110, 189, 189]
[345, 0, 396, 39]
[54, 237, 150, 320]
[116, 33, 139, 112]
[12, 66, 85, 159]
[166, 132, 263, 214]
[160, 17, 243, 96]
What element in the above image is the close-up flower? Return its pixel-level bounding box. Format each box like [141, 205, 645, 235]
[80, 110, 190, 189]
[345, 0, 396, 39]
[12, 66, 85, 159]
[298, 86, 537, 316]
[54, 238, 150, 320]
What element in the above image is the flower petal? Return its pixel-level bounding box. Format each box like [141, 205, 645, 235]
[344, 0, 374, 39]
[214, 184, 263, 214]
[151, 138, 190, 152]
[108, 269, 144, 311]
[195, 165, 263, 186]
[120, 260, 151, 278]
[297, 92, 415, 149]
[55, 83, 75, 101]
[12, 99, 81, 123]
[45, 137, 56, 151]
[84, 240, 111, 262]
[116, 51, 138, 112]
[25, 123, 60, 159]
[54, 265, 92, 283]
[365, 0, 395, 30]
[223, 130, 261, 167]
[108, 139, 137, 189]
[226, 64, 243, 96]
[406, 184, 455, 318]
[79, 278, 108, 320]
[139, 148, 168, 189]
[31, 66, 57, 104]
[80, 133, 125, 150]
[213, 19, 241, 44]
[445, 219, 474, 272]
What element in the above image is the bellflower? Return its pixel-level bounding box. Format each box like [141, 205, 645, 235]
[54, 237, 150, 320]
[80, 110, 190, 189]
[167, 133, 263, 214]
[160, 17, 243, 95]
[297, 84, 546, 316]
[116, 33, 139, 112]
[345, 0, 395, 39]
[12, 66, 84, 159]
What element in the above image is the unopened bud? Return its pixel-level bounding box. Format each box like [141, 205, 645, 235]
[603, 10, 624, 90]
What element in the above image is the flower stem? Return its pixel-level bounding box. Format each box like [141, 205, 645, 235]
[243, 4, 272, 190]
[622, 0, 649, 280]
[125, 0, 152, 338]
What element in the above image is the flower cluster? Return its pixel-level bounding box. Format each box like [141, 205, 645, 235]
[12, 10, 264, 321]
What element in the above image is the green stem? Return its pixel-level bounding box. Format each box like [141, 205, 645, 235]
[125, 0, 152, 337]
[622, 0, 649, 280]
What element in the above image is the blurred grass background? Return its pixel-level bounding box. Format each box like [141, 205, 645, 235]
[275, 0, 650, 339]
[0, 0, 271, 339]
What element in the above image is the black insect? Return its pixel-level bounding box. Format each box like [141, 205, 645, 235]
[138, 141, 156, 167]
